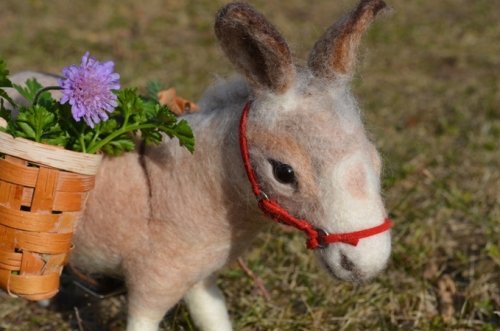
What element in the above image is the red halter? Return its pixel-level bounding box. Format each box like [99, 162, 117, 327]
[239, 101, 393, 249]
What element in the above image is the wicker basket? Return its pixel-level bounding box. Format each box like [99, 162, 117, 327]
[0, 131, 102, 300]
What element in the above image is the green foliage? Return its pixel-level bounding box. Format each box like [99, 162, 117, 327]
[12, 105, 67, 146]
[0, 59, 12, 87]
[0, 59, 14, 107]
[146, 80, 164, 101]
[81, 88, 194, 154]
[0, 62, 195, 156]
[13, 78, 52, 105]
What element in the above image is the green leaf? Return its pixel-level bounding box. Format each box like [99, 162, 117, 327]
[0, 59, 13, 88]
[156, 103, 177, 125]
[42, 136, 68, 147]
[0, 59, 15, 107]
[146, 80, 164, 101]
[137, 95, 195, 152]
[167, 119, 195, 152]
[117, 88, 141, 119]
[12, 105, 63, 143]
[141, 128, 163, 145]
[13, 78, 52, 104]
[0, 99, 12, 122]
[16, 120, 37, 139]
[101, 136, 135, 156]
[94, 118, 118, 135]
[0, 89, 15, 108]
[138, 99, 158, 120]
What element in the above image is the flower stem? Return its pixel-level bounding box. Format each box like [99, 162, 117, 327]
[79, 130, 87, 153]
[33, 86, 63, 106]
[86, 123, 158, 154]
[76, 122, 89, 153]
[89, 127, 101, 148]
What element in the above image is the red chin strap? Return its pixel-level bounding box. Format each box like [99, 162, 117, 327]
[239, 101, 393, 249]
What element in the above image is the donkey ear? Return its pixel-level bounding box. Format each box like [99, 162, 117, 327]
[214, 2, 295, 94]
[308, 0, 387, 80]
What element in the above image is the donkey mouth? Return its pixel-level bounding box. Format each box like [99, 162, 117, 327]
[318, 250, 372, 283]
[320, 258, 359, 282]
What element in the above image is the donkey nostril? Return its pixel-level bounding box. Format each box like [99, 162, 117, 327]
[340, 253, 356, 272]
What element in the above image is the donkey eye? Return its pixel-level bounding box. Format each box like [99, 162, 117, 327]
[269, 159, 296, 185]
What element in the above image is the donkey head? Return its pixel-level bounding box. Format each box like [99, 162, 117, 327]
[215, 0, 390, 282]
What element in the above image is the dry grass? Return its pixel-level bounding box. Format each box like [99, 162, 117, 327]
[0, 0, 498, 330]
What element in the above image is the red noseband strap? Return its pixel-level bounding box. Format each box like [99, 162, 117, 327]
[239, 101, 393, 249]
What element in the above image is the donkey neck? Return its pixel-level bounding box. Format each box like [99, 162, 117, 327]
[144, 77, 267, 264]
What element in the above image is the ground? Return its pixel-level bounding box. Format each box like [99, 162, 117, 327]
[0, 0, 498, 330]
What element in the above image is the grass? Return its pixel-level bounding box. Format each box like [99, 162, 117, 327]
[0, 0, 498, 330]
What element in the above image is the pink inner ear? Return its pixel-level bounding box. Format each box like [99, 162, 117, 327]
[308, 0, 387, 79]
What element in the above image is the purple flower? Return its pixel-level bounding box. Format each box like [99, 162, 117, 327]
[59, 52, 120, 127]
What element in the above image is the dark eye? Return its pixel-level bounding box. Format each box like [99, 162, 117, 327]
[269, 159, 296, 185]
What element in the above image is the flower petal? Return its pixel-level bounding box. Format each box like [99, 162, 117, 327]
[59, 52, 120, 127]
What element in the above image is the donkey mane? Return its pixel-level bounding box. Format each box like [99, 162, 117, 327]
[197, 76, 250, 115]
[194, 68, 364, 141]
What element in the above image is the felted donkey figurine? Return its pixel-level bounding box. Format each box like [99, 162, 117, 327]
[9, 1, 392, 330]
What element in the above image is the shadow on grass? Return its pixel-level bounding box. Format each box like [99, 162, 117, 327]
[47, 270, 194, 331]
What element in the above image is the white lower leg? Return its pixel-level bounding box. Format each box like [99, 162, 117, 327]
[126, 292, 169, 331]
[126, 314, 161, 331]
[184, 275, 233, 331]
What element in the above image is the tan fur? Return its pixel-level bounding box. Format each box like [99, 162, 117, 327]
[345, 163, 368, 199]
[74, 114, 268, 319]
[247, 127, 318, 200]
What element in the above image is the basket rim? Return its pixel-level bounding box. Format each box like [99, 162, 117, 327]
[0, 131, 102, 175]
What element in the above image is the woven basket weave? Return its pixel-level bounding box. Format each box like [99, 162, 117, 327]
[0, 131, 102, 300]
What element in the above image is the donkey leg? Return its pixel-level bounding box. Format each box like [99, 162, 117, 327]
[127, 315, 162, 331]
[126, 295, 169, 331]
[125, 279, 187, 331]
[184, 274, 233, 331]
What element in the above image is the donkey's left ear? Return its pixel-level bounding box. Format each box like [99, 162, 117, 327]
[214, 2, 295, 95]
[308, 0, 388, 80]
